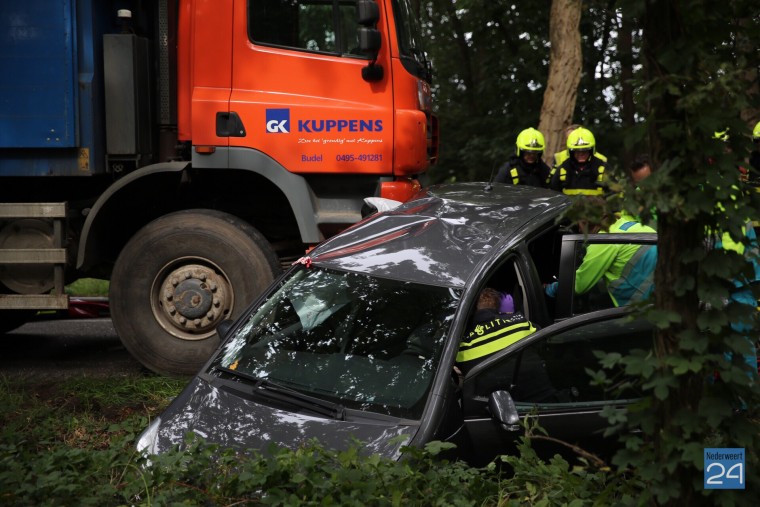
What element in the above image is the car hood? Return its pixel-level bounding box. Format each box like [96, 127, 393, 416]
[141, 377, 420, 460]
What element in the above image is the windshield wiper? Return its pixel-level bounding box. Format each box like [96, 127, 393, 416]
[214, 366, 346, 420]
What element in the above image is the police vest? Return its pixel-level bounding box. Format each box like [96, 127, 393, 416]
[457, 314, 536, 365]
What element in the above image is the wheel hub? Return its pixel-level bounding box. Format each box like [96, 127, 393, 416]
[157, 264, 232, 339]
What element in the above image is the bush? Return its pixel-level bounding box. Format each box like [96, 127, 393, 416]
[0, 375, 640, 506]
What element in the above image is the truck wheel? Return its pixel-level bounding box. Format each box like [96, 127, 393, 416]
[110, 210, 280, 376]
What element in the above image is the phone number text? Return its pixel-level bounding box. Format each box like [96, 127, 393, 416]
[335, 154, 383, 162]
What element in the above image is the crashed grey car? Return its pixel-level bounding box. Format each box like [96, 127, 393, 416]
[138, 182, 656, 465]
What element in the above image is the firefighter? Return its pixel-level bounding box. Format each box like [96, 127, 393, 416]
[553, 124, 607, 168]
[549, 127, 607, 196]
[494, 128, 551, 187]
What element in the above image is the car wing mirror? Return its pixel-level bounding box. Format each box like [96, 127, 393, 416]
[488, 390, 521, 432]
[216, 319, 234, 341]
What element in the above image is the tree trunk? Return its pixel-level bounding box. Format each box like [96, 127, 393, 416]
[619, 9, 636, 167]
[440, 0, 477, 112]
[642, 3, 703, 502]
[736, 18, 760, 124]
[538, 0, 583, 167]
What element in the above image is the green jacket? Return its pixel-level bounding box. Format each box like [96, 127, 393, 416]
[575, 215, 657, 306]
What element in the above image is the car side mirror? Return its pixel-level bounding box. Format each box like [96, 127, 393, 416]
[488, 390, 521, 431]
[216, 319, 234, 341]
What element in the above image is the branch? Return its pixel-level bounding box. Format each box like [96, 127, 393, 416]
[525, 434, 608, 469]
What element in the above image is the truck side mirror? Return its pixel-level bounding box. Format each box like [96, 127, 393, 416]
[488, 390, 521, 431]
[358, 27, 383, 81]
[358, 26, 381, 54]
[356, 0, 379, 26]
[356, 1, 382, 81]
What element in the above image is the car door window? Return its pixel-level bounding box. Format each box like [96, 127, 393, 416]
[474, 256, 530, 319]
[525, 314, 652, 405]
[463, 309, 654, 417]
[460, 309, 653, 465]
[554, 233, 658, 319]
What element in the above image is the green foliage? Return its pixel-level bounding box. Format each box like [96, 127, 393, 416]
[0, 375, 641, 506]
[496, 437, 642, 506]
[421, 1, 760, 502]
[589, 1, 760, 503]
[421, 0, 637, 184]
[125, 437, 495, 506]
[0, 375, 185, 453]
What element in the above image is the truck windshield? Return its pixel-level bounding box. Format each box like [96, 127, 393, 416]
[210, 266, 459, 419]
[392, 0, 431, 81]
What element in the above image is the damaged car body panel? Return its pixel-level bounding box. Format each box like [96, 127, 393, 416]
[139, 183, 658, 465]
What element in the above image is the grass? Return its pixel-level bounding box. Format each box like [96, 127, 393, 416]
[65, 278, 109, 297]
[0, 374, 184, 453]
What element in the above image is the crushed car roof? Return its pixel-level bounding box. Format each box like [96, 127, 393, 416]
[310, 182, 571, 287]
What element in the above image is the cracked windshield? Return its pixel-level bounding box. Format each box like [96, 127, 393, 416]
[212, 266, 460, 418]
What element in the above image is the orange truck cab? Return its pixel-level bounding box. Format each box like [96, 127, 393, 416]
[0, 0, 437, 376]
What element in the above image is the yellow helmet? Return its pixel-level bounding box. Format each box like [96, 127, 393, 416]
[753, 121, 760, 141]
[516, 128, 545, 156]
[566, 127, 595, 153]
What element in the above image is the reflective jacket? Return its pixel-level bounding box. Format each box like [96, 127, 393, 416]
[553, 149, 607, 169]
[456, 308, 536, 374]
[549, 155, 607, 196]
[494, 155, 551, 188]
[575, 215, 657, 306]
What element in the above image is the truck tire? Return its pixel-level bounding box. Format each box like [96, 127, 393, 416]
[110, 210, 280, 376]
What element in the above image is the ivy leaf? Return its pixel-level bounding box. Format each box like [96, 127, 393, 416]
[597, 351, 623, 369]
[667, 356, 703, 375]
[697, 396, 733, 427]
[676, 329, 710, 353]
[422, 441, 456, 456]
[642, 374, 678, 400]
[645, 309, 682, 329]
[696, 310, 729, 333]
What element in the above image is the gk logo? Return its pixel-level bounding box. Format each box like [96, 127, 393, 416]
[266, 119, 288, 133]
[266, 109, 290, 133]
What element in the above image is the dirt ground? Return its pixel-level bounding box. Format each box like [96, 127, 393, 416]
[0, 317, 147, 380]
